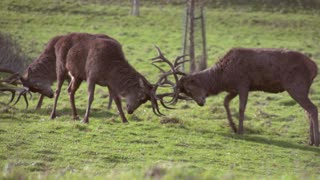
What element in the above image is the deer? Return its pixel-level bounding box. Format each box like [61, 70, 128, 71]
[156, 47, 319, 146]
[50, 35, 172, 123]
[20, 33, 114, 112]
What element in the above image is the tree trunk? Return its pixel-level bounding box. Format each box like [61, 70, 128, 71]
[131, 0, 140, 16]
[188, 0, 196, 73]
[199, 5, 207, 71]
[181, 1, 189, 71]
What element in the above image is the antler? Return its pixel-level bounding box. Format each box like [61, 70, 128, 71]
[0, 68, 31, 108]
[151, 46, 189, 113]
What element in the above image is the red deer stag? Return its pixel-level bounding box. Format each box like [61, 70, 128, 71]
[159, 48, 319, 146]
[21, 33, 114, 111]
[53, 37, 166, 123]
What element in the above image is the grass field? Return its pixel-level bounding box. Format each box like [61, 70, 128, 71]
[1, 0, 320, 179]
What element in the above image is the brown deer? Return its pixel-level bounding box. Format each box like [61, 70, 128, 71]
[52, 36, 167, 123]
[160, 48, 319, 146]
[21, 33, 114, 111]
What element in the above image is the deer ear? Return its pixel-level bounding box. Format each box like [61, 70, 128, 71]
[139, 78, 145, 88]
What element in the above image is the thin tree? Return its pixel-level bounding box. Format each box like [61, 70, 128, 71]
[131, 0, 140, 16]
[188, 0, 196, 73]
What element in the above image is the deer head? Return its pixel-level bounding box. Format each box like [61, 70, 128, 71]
[20, 68, 54, 98]
[125, 77, 153, 114]
[179, 75, 207, 106]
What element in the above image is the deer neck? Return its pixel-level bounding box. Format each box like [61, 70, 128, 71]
[109, 63, 146, 96]
[26, 55, 56, 84]
[194, 67, 222, 95]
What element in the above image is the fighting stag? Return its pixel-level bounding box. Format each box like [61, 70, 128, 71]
[20, 33, 114, 111]
[162, 48, 319, 146]
[52, 37, 173, 123]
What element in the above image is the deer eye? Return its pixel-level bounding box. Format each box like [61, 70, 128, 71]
[184, 87, 191, 95]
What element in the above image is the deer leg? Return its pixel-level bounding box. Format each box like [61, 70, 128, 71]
[35, 94, 44, 110]
[68, 78, 82, 120]
[3, 89, 16, 104]
[107, 95, 113, 110]
[238, 88, 249, 134]
[50, 76, 65, 119]
[287, 89, 319, 146]
[107, 87, 113, 110]
[307, 113, 315, 145]
[110, 91, 128, 123]
[82, 81, 95, 124]
[224, 92, 238, 133]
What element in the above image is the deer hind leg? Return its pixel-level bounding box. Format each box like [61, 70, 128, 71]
[35, 94, 44, 110]
[238, 87, 249, 134]
[82, 81, 95, 124]
[110, 90, 128, 123]
[68, 77, 82, 120]
[224, 92, 238, 133]
[286, 87, 319, 146]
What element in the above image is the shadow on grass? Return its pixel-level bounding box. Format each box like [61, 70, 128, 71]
[53, 107, 119, 120]
[218, 132, 320, 154]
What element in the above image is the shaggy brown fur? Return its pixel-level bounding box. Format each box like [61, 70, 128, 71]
[21, 33, 114, 110]
[53, 35, 155, 123]
[179, 48, 319, 146]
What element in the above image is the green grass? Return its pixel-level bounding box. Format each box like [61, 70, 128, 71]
[1, 0, 320, 179]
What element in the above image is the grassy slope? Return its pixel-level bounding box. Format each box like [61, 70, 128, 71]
[0, 0, 320, 179]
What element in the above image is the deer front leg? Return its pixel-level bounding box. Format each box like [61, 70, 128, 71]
[107, 95, 113, 110]
[110, 91, 128, 123]
[224, 92, 238, 133]
[82, 82, 95, 124]
[238, 88, 249, 134]
[107, 87, 113, 110]
[35, 94, 44, 110]
[50, 76, 65, 119]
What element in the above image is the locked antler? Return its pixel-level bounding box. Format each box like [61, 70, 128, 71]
[151, 46, 190, 111]
[0, 68, 31, 108]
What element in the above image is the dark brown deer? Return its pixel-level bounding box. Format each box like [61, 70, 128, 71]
[53, 36, 165, 123]
[21, 33, 114, 111]
[161, 48, 319, 146]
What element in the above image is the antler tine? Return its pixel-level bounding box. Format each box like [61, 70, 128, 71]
[150, 91, 164, 116]
[151, 63, 166, 73]
[0, 73, 20, 85]
[173, 55, 189, 67]
[8, 90, 16, 104]
[150, 46, 190, 115]
[174, 60, 190, 68]
[156, 92, 192, 106]
[152, 46, 176, 69]
[13, 88, 31, 109]
[0, 88, 16, 104]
